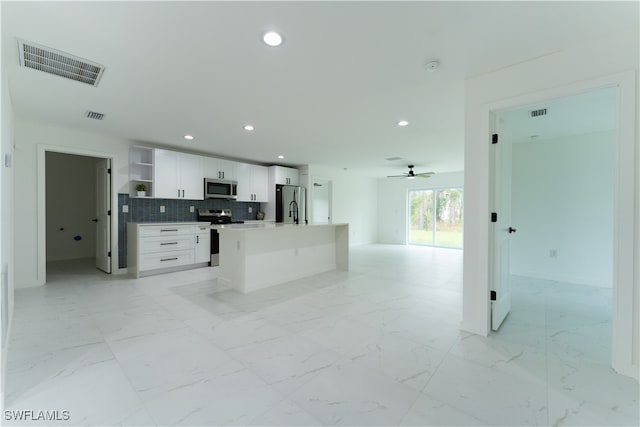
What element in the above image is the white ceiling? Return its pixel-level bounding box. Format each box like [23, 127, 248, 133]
[2, 1, 638, 177]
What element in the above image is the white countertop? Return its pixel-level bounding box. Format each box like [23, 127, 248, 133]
[212, 222, 347, 231]
[130, 221, 211, 227]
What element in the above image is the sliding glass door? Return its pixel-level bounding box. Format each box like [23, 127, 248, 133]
[409, 188, 463, 248]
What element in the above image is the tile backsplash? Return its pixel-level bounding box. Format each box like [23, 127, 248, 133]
[117, 194, 262, 268]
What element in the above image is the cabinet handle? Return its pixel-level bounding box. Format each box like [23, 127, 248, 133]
[182, 189, 185, 198]
[160, 242, 178, 245]
[178, 189, 180, 197]
[160, 257, 178, 262]
[218, 171, 221, 178]
[160, 229, 178, 232]
[222, 172, 225, 179]
[196, 235, 199, 244]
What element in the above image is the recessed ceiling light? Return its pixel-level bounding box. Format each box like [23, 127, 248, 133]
[277, 155, 285, 159]
[244, 125, 255, 131]
[397, 120, 409, 127]
[263, 31, 283, 47]
[184, 134, 194, 140]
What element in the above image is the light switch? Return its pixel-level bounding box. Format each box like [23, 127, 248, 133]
[160, 205, 165, 213]
[122, 205, 129, 213]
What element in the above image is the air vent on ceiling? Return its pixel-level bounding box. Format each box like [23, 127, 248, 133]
[85, 110, 105, 120]
[529, 108, 548, 118]
[17, 39, 105, 87]
[386, 156, 403, 161]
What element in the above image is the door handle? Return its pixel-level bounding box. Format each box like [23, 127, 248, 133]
[92, 218, 99, 222]
[508, 227, 517, 234]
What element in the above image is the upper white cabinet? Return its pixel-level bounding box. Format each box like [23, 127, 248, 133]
[153, 149, 204, 200]
[270, 166, 299, 186]
[236, 163, 269, 202]
[204, 157, 236, 181]
[129, 146, 154, 197]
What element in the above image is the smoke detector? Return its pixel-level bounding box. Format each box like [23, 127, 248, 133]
[424, 60, 440, 72]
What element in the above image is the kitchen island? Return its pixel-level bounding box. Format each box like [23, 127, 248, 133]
[217, 223, 349, 293]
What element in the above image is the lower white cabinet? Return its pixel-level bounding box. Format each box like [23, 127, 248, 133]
[195, 225, 211, 263]
[128, 222, 211, 278]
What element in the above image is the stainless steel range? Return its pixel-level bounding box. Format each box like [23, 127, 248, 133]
[197, 209, 244, 266]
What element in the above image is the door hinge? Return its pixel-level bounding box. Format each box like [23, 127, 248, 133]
[108, 251, 112, 257]
[107, 168, 111, 174]
[492, 134, 498, 144]
[491, 212, 497, 223]
[490, 290, 496, 301]
[107, 210, 111, 216]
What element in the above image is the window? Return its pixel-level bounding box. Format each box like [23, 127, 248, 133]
[409, 188, 463, 248]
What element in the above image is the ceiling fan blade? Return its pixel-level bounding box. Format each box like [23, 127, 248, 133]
[386, 174, 408, 178]
[415, 172, 435, 178]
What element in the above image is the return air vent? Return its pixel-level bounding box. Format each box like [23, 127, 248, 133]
[529, 108, 548, 118]
[85, 110, 105, 120]
[17, 39, 105, 87]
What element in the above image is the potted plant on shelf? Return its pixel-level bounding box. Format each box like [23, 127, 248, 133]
[135, 183, 147, 197]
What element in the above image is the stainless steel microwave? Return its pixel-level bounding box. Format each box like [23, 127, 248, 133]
[204, 178, 238, 200]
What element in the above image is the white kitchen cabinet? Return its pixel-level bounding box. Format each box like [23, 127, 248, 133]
[195, 224, 211, 263]
[153, 149, 204, 200]
[129, 146, 154, 197]
[204, 157, 236, 181]
[236, 163, 269, 202]
[128, 222, 211, 278]
[271, 166, 299, 186]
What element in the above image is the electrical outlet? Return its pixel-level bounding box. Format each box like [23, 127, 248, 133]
[550, 249, 557, 258]
[122, 205, 129, 213]
[190, 206, 194, 213]
[160, 205, 165, 213]
[248, 207, 253, 213]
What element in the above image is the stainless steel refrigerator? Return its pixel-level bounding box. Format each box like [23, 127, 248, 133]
[276, 184, 306, 224]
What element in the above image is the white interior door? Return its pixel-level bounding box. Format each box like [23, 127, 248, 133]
[95, 159, 111, 273]
[312, 178, 331, 224]
[491, 116, 514, 330]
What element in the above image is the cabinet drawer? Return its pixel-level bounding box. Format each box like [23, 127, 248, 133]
[139, 250, 194, 270]
[139, 225, 194, 237]
[140, 235, 194, 254]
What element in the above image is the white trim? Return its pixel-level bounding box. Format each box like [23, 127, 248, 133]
[478, 70, 637, 378]
[37, 144, 120, 285]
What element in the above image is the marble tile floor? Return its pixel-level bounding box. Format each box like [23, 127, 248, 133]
[4, 245, 638, 426]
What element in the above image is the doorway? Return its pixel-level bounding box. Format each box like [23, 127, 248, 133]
[44, 151, 112, 279]
[311, 178, 332, 224]
[490, 88, 616, 364]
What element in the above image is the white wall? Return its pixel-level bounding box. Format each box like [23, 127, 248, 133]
[462, 28, 638, 377]
[45, 152, 100, 262]
[13, 117, 131, 288]
[1, 30, 16, 411]
[377, 172, 464, 244]
[301, 165, 378, 246]
[511, 131, 614, 287]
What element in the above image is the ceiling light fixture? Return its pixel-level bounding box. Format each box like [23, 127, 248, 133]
[263, 31, 283, 47]
[397, 120, 409, 127]
[277, 155, 285, 159]
[244, 125, 255, 131]
[184, 134, 194, 140]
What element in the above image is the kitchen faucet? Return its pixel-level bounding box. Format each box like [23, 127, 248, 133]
[288, 200, 299, 224]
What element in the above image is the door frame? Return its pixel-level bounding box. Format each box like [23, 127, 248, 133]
[37, 144, 118, 284]
[482, 71, 636, 378]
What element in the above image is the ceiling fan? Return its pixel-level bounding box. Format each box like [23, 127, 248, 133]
[387, 165, 434, 179]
